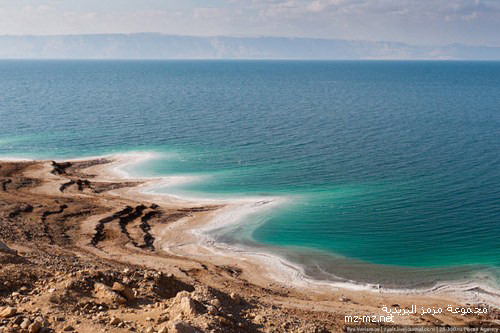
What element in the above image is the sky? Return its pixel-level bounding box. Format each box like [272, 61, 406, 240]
[0, 0, 499, 46]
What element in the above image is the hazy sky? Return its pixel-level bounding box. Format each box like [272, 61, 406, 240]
[0, 0, 499, 46]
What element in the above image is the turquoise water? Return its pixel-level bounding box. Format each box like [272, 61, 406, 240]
[0, 60, 499, 289]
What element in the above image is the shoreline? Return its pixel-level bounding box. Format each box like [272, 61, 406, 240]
[69, 152, 500, 306]
[0, 153, 498, 332]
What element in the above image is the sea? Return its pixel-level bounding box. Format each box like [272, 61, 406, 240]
[0, 60, 499, 298]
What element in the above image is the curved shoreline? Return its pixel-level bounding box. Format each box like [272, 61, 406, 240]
[80, 151, 500, 308]
[1, 152, 499, 330]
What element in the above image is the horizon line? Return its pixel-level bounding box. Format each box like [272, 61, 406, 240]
[1, 32, 499, 49]
[1, 58, 499, 62]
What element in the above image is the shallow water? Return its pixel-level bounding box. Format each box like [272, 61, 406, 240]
[1, 60, 499, 290]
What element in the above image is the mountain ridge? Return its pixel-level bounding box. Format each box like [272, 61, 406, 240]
[1, 33, 499, 60]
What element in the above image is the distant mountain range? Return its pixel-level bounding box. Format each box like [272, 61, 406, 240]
[0, 33, 499, 60]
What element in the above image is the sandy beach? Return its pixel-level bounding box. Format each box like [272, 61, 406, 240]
[0, 155, 498, 333]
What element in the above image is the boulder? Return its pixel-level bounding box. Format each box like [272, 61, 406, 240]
[173, 291, 191, 303]
[179, 297, 197, 317]
[167, 320, 200, 333]
[230, 292, 242, 305]
[94, 283, 127, 304]
[20, 318, 31, 329]
[28, 321, 42, 333]
[111, 282, 135, 301]
[167, 291, 202, 319]
[109, 317, 121, 325]
[20, 204, 34, 212]
[0, 306, 17, 318]
[253, 314, 265, 324]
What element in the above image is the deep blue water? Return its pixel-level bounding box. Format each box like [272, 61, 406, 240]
[0, 60, 499, 288]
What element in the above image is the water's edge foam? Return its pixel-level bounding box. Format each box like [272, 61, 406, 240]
[104, 151, 500, 307]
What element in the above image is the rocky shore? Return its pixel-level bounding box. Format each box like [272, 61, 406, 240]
[0, 158, 498, 333]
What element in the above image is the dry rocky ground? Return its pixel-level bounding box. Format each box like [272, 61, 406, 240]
[0, 160, 498, 333]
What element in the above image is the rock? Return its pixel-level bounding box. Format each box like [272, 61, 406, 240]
[0, 241, 15, 254]
[0, 306, 17, 318]
[173, 291, 191, 303]
[253, 314, 265, 324]
[166, 291, 201, 319]
[145, 327, 155, 333]
[206, 305, 218, 315]
[158, 326, 168, 333]
[34, 317, 49, 327]
[14, 316, 24, 325]
[28, 321, 41, 333]
[111, 282, 135, 301]
[179, 297, 197, 317]
[167, 320, 199, 333]
[338, 296, 350, 302]
[109, 317, 121, 325]
[230, 292, 242, 304]
[63, 325, 75, 331]
[94, 283, 127, 304]
[21, 318, 31, 329]
[209, 299, 221, 308]
[20, 204, 33, 212]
